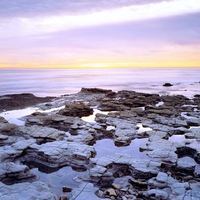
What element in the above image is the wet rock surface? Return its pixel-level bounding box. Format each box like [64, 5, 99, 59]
[0, 88, 200, 199]
[58, 102, 93, 117]
[0, 93, 54, 112]
[0, 181, 57, 200]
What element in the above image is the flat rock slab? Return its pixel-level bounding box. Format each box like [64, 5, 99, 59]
[71, 183, 110, 200]
[90, 154, 161, 182]
[0, 181, 57, 200]
[18, 125, 66, 140]
[0, 162, 35, 184]
[146, 139, 180, 163]
[23, 140, 96, 169]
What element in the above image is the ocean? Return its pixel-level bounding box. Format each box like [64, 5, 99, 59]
[0, 68, 199, 98]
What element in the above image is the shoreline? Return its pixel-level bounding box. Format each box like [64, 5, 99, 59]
[0, 87, 200, 199]
[1, 68, 200, 98]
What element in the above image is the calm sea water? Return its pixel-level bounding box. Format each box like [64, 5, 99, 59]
[0, 68, 199, 97]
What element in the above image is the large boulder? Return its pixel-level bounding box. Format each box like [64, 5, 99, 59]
[58, 102, 93, 117]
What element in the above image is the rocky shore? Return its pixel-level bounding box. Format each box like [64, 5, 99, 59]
[0, 87, 200, 200]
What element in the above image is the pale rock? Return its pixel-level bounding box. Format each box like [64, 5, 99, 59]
[18, 125, 66, 140]
[171, 182, 190, 196]
[146, 189, 169, 199]
[24, 140, 96, 168]
[90, 166, 107, 176]
[146, 139, 178, 163]
[0, 181, 57, 200]
[106, 188, 117, 197]
[148, 131, 168, 141]
[12, 139, 36, 150]
[0, 134, 8, 140]
[156, 172, 168, 183]
[177, 158, 196, 172]
[0, 162, 35, 183]
[71, 183, 110, 200]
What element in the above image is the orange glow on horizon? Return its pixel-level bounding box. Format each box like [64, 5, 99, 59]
[0, 61, 199, 70]
[1, 40, 199, 70]
[1, 1, 200, 71]
[1, 52, 200, 69]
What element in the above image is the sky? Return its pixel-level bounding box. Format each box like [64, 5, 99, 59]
[0, 0, 200, 69]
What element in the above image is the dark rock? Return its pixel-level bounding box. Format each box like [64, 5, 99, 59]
[105, 188, 117, 197]
[176, 146, 197, 158]
[0, 93, 54, 112]
[114, 137, 132, 147]
[129, 178, 148, 189]
[163, 83, 173, 87]
[25, 112, 77, 131]
[161, 95, 191, 107]
[81, 88, 113, 94]
[194, 153, 200, 164]
[145, 105, 177, 117]
[0, 122, 18, 133]
[193, 94, 200, 105]
[62, 186, 72, 192]
[98, 101, 126, 111]
[59, 196, 68, 200]
[98, 90, 161, 111]
[176, 158, 196, 175]
[58, 102, 93, 117]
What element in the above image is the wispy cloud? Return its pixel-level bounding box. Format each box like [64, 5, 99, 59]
[1, 0, 200, 38]
[0, 0, 173, 18]
[0, 0, 200, 68]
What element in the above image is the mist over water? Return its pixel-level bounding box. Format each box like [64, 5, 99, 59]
[0, 68, 199, 97]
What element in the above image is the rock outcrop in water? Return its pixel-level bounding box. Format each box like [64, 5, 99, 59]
[163, 82, 173, 87]
[0, 93, 54, 112]
[0, 88, 200, 199]
[58, 102, 93, 117]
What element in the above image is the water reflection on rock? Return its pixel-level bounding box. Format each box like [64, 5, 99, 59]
[0, 88, 200, 200]
[94, 138, 148, 159]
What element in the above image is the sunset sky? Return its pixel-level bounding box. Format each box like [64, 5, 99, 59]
[0, 0, 200, 69]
